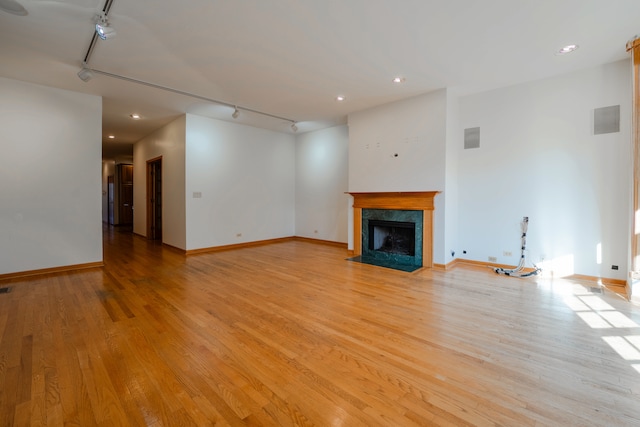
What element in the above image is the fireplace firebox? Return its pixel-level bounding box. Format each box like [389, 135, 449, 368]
[368, 220, 416, 256]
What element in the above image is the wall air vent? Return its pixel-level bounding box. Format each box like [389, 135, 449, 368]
[594, 105, 620, 135]
[464, 127, 480, 149]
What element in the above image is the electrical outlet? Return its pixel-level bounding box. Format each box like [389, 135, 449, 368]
[503, 251, 512, 257]
[236, 233, 242, 237]
[612, 265, 619, 270]
[488, 256, 497, 263]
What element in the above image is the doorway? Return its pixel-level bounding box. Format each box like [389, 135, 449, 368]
[146, 157, 162, 240]
[117, 164, 133, 226]
[107, 175, 114, 225]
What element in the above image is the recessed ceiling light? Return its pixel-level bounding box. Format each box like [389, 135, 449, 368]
[336, 95, 345, 102]
[392, 77, 405, 84]
[130, 113, 141, 120]
[108, 135, 115, 139]
[556, 44, 579, 55]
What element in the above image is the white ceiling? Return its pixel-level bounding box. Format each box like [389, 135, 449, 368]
[1, 0, 639, 159]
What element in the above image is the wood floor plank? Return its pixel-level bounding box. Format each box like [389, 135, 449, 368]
[2, 227, 640, 425]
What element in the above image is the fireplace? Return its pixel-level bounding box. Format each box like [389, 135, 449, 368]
[369, 220, 416, 256]
[348, 192, 438, 271]
[361, 208, 422, 270]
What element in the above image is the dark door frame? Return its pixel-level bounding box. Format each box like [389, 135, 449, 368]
[107, 175, 114, 225]
[146, 156, 162, 240]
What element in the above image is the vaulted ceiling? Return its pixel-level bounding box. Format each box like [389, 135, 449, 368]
[1, 0, 639, 159]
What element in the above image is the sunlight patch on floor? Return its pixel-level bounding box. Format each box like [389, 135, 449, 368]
[577, 312, 613, 329]
[602, 336, 640, 361]
[561, 283, 640, 374]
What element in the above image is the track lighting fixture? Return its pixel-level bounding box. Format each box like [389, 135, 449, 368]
[95, 12, 116, 40]
[77, 67, 94, 82]
[79, 2, 297, 132]
[76, 66, 299, 130]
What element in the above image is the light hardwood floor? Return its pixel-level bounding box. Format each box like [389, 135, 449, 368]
[2, 227, 640, 426]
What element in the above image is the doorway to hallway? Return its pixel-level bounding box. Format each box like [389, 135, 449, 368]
[146, 157, 162, 241]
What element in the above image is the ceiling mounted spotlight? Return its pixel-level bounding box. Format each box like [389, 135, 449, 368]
[95, 12, 116, 40]
[77, 67, 94, 82]
[232, 107, 240, 119]
[291, 123, 298, 132]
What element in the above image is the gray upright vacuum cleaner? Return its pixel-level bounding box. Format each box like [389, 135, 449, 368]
[494, 216, 541, 278]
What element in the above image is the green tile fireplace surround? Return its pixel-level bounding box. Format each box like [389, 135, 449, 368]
[360, 209, 423, 270]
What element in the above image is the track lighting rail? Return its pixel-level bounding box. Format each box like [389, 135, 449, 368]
[86, 67, 298, 125]
[79, 0, 298, 130]
[82, 0, 114, 64]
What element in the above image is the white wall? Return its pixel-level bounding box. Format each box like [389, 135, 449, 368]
[442, 90, 461, 265]
[185, 114, 295, 251]
[295, 125, 349, 243]
[133, 115, 186, 249]
[0, 77, 102, 275]
[458, 60, 631, 279]
[347, 89, 448, 260]
[348, 89, 447, 192]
